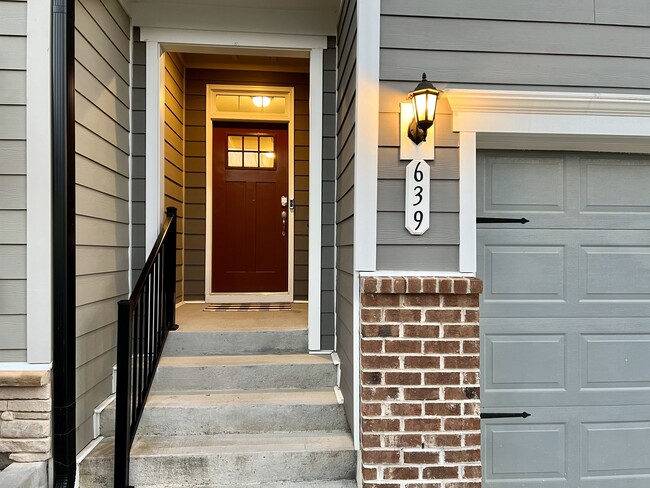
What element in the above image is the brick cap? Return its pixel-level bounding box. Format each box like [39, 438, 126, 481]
[0, 371, 51, 388]
[361, 276, 483, 295]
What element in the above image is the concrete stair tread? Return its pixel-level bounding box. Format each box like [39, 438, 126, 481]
[89, 432, 355, 458]
[142, 482, 357, 488]
[106, 388, 342, 408]
[173, 323, 307, 332]
[158, 353, 333, 367]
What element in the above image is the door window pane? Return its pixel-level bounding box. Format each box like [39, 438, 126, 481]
[228, 136, 242, 150]
[227, 151, 242, 167]
[244, 152, 258, 168]
[244, 136, 258, 151]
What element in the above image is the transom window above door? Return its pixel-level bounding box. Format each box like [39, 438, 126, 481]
[227, 135, 276, 168]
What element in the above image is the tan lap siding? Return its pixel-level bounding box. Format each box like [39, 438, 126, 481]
[0, 0, 27, 362]
[74, 0, 130, 450]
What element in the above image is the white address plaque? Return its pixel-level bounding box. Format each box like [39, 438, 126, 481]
[405, 159, 430, 235]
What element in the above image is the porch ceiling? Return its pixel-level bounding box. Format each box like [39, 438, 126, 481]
[126, 0, 339, 36]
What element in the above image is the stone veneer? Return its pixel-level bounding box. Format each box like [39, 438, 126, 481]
[360, 276, 482, 488]
[0, 370, 51, 463]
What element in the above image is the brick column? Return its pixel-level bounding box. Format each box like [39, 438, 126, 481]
[0, 371, 52, 464]
[360, 276, 482, 488]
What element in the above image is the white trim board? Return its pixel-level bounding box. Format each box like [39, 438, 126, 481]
[26, 0, 52, 364]
[446, 89, 650, 275]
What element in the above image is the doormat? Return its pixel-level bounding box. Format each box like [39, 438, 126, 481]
[203, 303, 292, 312]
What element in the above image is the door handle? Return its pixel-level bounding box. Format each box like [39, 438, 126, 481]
[281, 211, 287, 236]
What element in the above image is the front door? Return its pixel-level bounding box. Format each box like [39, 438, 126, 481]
[212, 122, 289, 293]
[478, 151, 650, 486]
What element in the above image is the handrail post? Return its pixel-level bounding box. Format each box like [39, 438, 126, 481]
[114, 300, 133, 488]
[165, 207, 178, 331]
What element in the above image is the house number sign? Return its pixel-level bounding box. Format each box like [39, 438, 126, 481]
[405, 159, 430, 235]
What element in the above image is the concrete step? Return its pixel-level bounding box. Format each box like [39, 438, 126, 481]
[100, 389, 349, 436]
[151, 354, 337, 392]
[79, 432, 356, 487]
[163, 327, 308, 356]
[140, 482, 358, 488]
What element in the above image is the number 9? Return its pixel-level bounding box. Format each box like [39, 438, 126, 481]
[414, 210, 423, 231]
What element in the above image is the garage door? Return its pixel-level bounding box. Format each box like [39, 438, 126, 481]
[478, 151, 650, 487]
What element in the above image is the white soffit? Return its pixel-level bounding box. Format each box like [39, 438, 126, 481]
[446, 90, 650, 137]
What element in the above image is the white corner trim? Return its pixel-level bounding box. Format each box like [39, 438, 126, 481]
[446, 89, 650, 136]
[145, 42, 165, 252]
[353, 0, 379, 273]
[93, 393, 116, 438]
[76, 436, 103, 465]
[308, 48, 323, 351]
[139, 27, 328, 50]
[0, 362, 52, 372]
[458, 131, 477, 274]
[359, 271, 476, 278]
[26, 0, 52, 364]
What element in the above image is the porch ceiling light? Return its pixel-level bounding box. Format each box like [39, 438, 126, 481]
[407, 73, 441, 145]
[252, 96, 272, 108]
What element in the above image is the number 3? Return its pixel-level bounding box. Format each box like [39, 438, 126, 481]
[413, 185, 423, 206]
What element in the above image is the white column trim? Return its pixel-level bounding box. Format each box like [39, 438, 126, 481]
[145, 41, 165, 252]
[308, 48, 324, 351]
[353, 0, 379, 272]
[26, 0, 52, 364]
[458, 131, 476, 274]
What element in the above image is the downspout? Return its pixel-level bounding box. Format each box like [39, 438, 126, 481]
[52, 0, 76, 486]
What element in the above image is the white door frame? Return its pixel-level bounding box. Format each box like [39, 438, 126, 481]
[140, 28, 327, 348]
[445, 89, 650, 275]
[204, 84, 295, 304]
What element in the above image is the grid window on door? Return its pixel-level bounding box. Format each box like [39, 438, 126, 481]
[227, 135, 276, 169]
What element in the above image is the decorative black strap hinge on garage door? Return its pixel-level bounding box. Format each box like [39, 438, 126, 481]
[481, 411, 531, 419]
[476, 217, 529, 224]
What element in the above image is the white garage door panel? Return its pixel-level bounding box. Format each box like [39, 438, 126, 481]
[482, 318, 650, 407]
[478, 151, 650, 487]
[483, 406, 650, 487]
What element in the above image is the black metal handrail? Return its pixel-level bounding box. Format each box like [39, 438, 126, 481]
[114, 207, 178, 488]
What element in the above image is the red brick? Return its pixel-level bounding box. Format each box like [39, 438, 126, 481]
[385, 372, 422, 386]
[462, 371, 480, 385]
[424, 372, 461, 385]
[362, 339, 383, 353]
[404, 387, 440, 401]
[362, 434, 381, 448]
[402, 324, 440, 338]
[404, 418, 441, 432]
[424, 402, 461, 416]
[403, 356, 440, 369]
[379, 278, 394, 293]
[404, 450, 440, 465]
[452, 279, 468, 294]
[462, 340, 480, 354]
[438, 279, 453, 294]
[447, 483, 481, 488]
[362, 371, 383, 385]
[442, 294, 479, 308]
[464, 433, 481, 447]
[463, 310, 479, 324]
[385, 340, 422, 354]
[406, 484, 443, 488]
[402, 294, 440, 307]
[426, 310, 462, 324]
[385, 309, 422, 323]
[423, 466, 459, 479]
[423, 340, 461, 354]
[444, 387, 479, 401]
[361, 308, 382, 323]
[362, 387, 400, 401]
[362, 277, 378, 293]
[407, 277, 423, 293]
[422, 278, 439, 293]
[362, 466, 378, 480]
[386, 402, 422, 416]
[468, 278, 483, 294]
[423, 434, 462, 447]
[364, 484, 400, 488]
[463, 465, 482, 479]
[362, 403, 382, 416]
[382, 433, 423, 448]
[363, 418, 400, 432]
[444, 417, 480, 431]
[362, 355, 400, 369]
[362, 449, 401, 464]
[445, 449, 480, 463]
[362, 293, 400, 307]
[363, 324, 400, 338]
[443, 325, 479, 338]
[444, 355, 480, 369]
[462, 402, 480, 416]
[393, 277, 407, 293]
[384, 467, 419, 480]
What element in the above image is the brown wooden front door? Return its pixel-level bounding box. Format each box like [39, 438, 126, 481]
[212, 122, 289, 293]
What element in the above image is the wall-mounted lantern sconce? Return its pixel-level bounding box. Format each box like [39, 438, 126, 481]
[407, 73, 441, 145]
